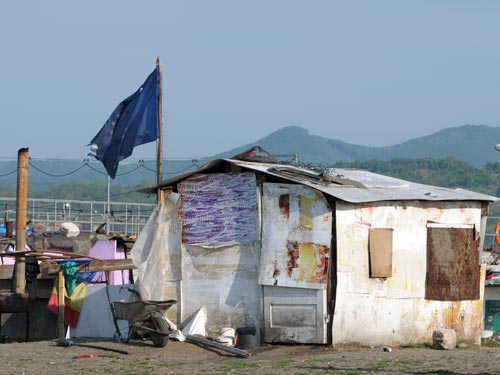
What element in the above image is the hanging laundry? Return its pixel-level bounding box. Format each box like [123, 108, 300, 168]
[25, 256, 41, 300]
[47, 274, 87, 328]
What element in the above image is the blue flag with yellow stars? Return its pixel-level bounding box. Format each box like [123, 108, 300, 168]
[89, 66, 159, 179]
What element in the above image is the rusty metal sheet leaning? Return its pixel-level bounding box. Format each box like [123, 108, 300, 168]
[426, 226, 480, 301]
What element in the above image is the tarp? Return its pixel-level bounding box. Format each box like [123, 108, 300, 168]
[130, 193, 181, 301]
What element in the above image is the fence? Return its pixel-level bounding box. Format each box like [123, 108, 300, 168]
[0, 197, 156, 236]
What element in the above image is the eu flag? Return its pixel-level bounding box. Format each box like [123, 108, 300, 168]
[89, 66, 159, 179]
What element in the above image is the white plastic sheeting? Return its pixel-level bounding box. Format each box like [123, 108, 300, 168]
[71, 285, 131, 338]
[130, 193, 182, 301]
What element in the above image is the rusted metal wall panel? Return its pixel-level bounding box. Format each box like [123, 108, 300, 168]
[332, 201, 484, 346]
[426, 226, 479, 301]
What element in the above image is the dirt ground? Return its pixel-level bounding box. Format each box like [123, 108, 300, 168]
[0, 338, 499, 375]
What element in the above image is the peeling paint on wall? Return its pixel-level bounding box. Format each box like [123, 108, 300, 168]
[286, 241, 329, 284]
[333, 200, 485, 346]
[259, 183, 332, 289]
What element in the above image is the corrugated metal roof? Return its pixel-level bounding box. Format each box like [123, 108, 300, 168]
[149, 158, 498, 204]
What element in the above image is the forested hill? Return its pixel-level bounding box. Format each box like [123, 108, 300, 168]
[218, 124, 500, 167]
[2, 124, 500, 200]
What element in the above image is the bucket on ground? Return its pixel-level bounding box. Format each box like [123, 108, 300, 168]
[235, 326, 258, 349]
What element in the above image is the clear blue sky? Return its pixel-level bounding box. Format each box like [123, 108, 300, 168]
[2, 0, 500, 160]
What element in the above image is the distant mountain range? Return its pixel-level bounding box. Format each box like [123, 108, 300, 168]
[2, 124, 500, 190]
[217, 124, 500, 168]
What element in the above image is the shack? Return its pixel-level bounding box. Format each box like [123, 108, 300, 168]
[0, 233, 134, 340]
[135, 149, 496, 347]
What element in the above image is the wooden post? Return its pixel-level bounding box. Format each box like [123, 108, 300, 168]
[156, 57, 164, 205]
[57, 271, 65, 339]
[15, 148, 29, 294]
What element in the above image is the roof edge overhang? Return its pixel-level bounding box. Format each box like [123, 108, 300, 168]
[138, 158, 499, 205]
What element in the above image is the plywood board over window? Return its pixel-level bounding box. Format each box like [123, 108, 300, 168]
[369, 228, 393, 278]
[425, 225, 479, 301]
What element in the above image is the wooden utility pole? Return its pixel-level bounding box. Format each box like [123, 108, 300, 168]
[57, 270, 65, 338]
[156, 57, 165, 205]
[15, 148, 29, 293]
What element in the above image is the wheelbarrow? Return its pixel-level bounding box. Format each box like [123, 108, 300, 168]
[110, 290, 177, 348]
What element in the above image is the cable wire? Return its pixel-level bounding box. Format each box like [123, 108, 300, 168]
[115, 164, 143, 176]
[84, 162, 108, 175]
[0, 169, 17, 177]
[29, 159, 87, 177]
[140, 162, 198, 175]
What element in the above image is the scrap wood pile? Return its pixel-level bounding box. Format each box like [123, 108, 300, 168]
[0, 249, 135, 275]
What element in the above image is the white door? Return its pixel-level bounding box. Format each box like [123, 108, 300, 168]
[259, 183, 332, 344]
[263, 286, 327, 343]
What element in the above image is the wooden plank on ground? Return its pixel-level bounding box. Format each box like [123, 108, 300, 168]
[186, 335, 250, 358]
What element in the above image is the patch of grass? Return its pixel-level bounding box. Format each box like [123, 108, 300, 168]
[482, 338, 500, 347]
[413, 371, 455, 375]
[272, 358, 296, 369]
[395, 358, 426, 367]
[370, 359, 391, 370]
[218, 362, 261, 370]
[308, 356, 346, 365]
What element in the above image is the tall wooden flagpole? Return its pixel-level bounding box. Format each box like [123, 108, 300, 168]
[156, 57, 164, 205]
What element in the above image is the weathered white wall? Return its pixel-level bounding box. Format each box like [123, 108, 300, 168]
[180, 243, 262, 336]
[132, 197, 262, 336]
[332, 200, 485, 346]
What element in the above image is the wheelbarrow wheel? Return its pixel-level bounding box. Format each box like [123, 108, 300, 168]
[149, 312, 170, 348]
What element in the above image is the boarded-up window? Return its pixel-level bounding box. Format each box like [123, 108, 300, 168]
[425, 225, 479, 301]
[369, 228, 393, 278]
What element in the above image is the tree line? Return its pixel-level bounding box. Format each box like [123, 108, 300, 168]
[0, 179, 157, 204]
[0, 157, 498, 203]
[330, 157, 500, 196]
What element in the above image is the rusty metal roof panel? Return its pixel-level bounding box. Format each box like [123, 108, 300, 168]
[151, 158, 497, 204]
[229, 160, 498, 204]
